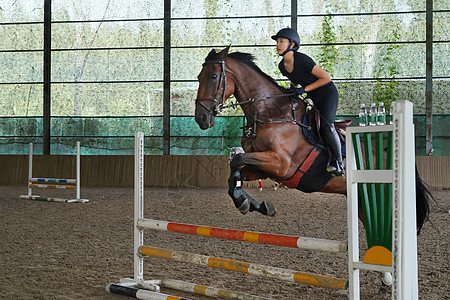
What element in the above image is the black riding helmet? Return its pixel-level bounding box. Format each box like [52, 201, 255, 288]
[271, 28, 300, 55]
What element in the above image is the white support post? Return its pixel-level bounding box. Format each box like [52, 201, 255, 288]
[134, 132, 145, 283]
[392, 101, 418, 300]
[346, 129, 359, 300]
[67, 141, 88, 203]
[28, 142, 33, 197]
[76, 141, 81, 200]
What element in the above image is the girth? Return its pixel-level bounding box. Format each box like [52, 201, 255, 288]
[276, 147, 321, 189]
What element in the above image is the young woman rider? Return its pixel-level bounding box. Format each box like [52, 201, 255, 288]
[272, 27, 344, 177]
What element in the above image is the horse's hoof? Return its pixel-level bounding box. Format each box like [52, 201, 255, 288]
[234, 196, 249, 214]
[258, 201, 277, 217]
[379, 281, 391, 297]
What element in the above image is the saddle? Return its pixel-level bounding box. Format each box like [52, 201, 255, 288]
[301, 99, 351, 154]
[275, 100, 351, 192]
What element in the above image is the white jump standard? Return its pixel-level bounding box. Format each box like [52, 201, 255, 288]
[19, 142, 89, 203]
[346, 100, 419, 300]
[107, 132, 348, 300]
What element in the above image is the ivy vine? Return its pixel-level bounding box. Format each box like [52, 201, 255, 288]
[373, 28, 401, 109]
[318, 4, 338, 77]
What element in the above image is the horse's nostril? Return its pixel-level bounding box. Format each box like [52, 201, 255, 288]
[201, 114, 207, 122]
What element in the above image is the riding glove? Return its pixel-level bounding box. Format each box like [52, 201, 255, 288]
[290, 86, 308, 100]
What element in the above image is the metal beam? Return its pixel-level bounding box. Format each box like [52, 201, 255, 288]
[43, 0, 51, 154]
[291, 0, 297, 31]
[425, 0, 433, 155]
[163, 0, 171, 155]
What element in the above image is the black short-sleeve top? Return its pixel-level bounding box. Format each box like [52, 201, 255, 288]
[278, 52, 318, 87]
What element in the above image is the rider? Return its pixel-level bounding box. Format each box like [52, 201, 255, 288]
[272, 27, 344, 177]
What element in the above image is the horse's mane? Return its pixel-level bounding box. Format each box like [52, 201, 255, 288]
[205, 50, 287, 92]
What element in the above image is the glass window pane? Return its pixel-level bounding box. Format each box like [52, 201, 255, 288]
[434, 44, 449, 78]
[0, 0, 43, 22]
[306, 1, 426, 13]
[52, 21, 163, 49]
[0, 52, 43, 82]
[433, 80, 449, 115]
[298, 44, 426, 79]
[51, 82, 163, 116]
[52, 49, 163, 82]
[434, 12, 449, 41]
[172, 17, 289, 47]
[435, 1, 449, 10]
[171, 46, 279, 82]
[0, 84, 43, 116]
[52, 0, 163, 21]
[0, 116, 41, 138]
[171, 83, 198, 115]
[0, 24, 43, 50]
[172, 0, 291, 18]
[335, 80, 427, 115]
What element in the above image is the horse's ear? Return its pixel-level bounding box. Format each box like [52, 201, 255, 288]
[205, 49, 217, 61]
[218, 46, 230, 59]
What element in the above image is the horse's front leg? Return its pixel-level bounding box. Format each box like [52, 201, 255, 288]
[228, 152, 289, 216]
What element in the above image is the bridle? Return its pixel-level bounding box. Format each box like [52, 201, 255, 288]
[195, 59, 312, 137]
[195, 60, 229, 116]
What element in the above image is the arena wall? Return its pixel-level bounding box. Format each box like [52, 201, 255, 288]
[1, 155, 448, 189]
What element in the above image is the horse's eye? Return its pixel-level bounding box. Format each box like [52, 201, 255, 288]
[211, 74, 218, 79]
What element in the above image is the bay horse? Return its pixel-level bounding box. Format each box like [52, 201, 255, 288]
[194, 46, 431, 235]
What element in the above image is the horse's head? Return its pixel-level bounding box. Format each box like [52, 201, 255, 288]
[195, 46, 236, 130]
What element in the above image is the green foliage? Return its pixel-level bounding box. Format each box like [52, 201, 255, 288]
[224, 0, 233, 45]
[318, 4, 338, 77]
[373, 28, 400, 109]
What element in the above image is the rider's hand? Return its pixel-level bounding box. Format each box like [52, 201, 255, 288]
[290, 85, 308, 100]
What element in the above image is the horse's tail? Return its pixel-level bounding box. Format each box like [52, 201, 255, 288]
[415, 166, 433, 235]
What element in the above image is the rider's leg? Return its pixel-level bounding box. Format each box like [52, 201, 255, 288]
[320, 122, 345, 176]
[311, 83, 344, 177]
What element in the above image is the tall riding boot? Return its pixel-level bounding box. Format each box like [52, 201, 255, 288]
[321, 123, 345, 177]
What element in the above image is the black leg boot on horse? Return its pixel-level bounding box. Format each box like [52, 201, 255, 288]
[228, 163, 277, 217]
[321, 122, 345, 177]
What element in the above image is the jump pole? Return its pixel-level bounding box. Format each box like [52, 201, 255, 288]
[19, 141, 88, 203]
[137, 218, 347, 254]
[346, 100, 418, 300]
[138, 245, 348, 291]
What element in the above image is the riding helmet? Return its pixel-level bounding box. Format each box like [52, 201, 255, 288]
[271, 27, 300, 48]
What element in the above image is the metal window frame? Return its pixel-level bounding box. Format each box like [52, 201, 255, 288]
[0, 1, 445, 154]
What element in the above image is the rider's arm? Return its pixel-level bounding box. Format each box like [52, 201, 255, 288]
[304, 64, 331, 92]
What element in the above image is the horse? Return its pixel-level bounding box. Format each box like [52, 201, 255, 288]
[194, 46, 432, 237]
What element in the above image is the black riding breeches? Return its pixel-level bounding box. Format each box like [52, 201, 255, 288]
[308, 81, 339, 124]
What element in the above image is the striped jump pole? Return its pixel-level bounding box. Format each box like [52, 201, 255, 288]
[160, 279, 270, 300]
[137, 218, 347, 254]
[106, 283, 191, 300]
[20, 195, 74, 203]
[139, 246, 348, 291]
[29, 184, 76, 190]
[30, 178, 76, 184]
[19, 141, 88, 203]
[346, 100, 418, 300]
[117, 278, 271, 300]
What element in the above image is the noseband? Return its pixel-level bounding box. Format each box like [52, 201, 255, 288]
[195, 60, 228, 115]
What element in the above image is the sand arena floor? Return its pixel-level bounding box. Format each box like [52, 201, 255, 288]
[1, 185, 448, 300]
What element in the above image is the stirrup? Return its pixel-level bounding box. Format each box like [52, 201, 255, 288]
[327, 160, 345, 177]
